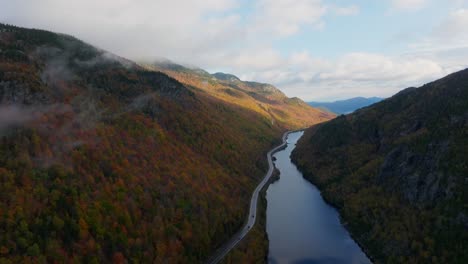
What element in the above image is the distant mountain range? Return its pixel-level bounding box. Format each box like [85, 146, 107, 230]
[308, 97, 383, 114]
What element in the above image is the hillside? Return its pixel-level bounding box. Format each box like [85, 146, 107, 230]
[0, 24, 331, 263]
[293, 70, 468, 263]
[143, 61, 334, 129]
[308, 97, 383, 114]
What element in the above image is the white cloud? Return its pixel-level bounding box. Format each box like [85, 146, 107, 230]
[235, 51, 449, 100]
[252, 0, 327, 37]
[224, 48, 285, 70]
[1, 0, 466, 101]
[0, 0, 241, 60]
[453, 0, 468, 7]
[407, 8, 468, 72]
[329, 5, 360, 16]
[318, 53, 443, 82]
[434, 9, 468, 42]
[391, 0, 427, 11]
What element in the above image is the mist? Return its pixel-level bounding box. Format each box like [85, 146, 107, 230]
[0, 105, 37, 132]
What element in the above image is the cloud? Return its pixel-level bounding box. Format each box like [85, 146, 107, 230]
[1, 0, 466, 101]
[0, 0, 347, 64]
[227, 48, 284, 70]
[0, 0, 240, 61]
[0, 105, 36, 132]
[239, 51, 448, 100]
[406, 8, 468, 73]
[433, 9, 468, 43]
[251, 0, 327, 37]
[329, 5, 360, 16]
[318, 53, 444, 82]
[391, 0, 427, 11]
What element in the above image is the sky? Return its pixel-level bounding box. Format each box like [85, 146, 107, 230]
[1, 0, 468, 101]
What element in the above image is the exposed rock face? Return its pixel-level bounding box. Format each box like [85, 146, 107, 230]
[378, 142, 452, 207]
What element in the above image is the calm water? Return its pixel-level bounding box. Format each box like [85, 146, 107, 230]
[266, 131, 371, 264]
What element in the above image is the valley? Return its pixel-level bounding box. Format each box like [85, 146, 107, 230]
[1, 5, 467, 263]
[0, 24, 330, 263]
[207, 132, 289, 264]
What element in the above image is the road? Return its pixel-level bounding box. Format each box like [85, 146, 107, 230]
[205, 131, 291, 264]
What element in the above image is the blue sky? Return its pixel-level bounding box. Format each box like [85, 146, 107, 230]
[2, 0, 468, 101]
[286, 0, 450, 56]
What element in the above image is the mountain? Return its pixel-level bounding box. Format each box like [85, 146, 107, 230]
[292, 70, 468, 263]
[212, 72, 241, 82]
[308, 97, 384, 114]
[0, 24, 332, 262]
[143, 61, 334, 129]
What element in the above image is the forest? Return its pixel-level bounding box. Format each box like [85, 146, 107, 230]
[0, 24, 328, 263]
[293, 69, 468, 263]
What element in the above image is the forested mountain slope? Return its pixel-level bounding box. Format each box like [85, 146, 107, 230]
[143, 61, 334, 129]
[293, 69, 468, 263]
[0, 24, 330, 263]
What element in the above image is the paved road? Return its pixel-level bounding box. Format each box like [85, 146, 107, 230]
[205, 131, 291, 264]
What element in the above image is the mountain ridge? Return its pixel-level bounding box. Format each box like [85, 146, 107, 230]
[293, 68, 468, 263]
[308, 96, 384, 114]
[0, 23, 332, 262]
[143, 60, 334, 129]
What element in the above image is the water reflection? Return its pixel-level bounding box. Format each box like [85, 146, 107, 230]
[266, 132, 370, 264]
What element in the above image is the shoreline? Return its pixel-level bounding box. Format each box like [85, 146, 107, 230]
[205, 131, 294, 264]
[290, 160, 376, 264]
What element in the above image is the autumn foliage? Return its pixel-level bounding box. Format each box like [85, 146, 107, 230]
[0, 24, 322, 263]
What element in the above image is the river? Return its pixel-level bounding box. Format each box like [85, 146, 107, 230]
[266, 131, 371, 264]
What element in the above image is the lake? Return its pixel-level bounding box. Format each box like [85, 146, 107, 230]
[266, 131, 371, 264]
